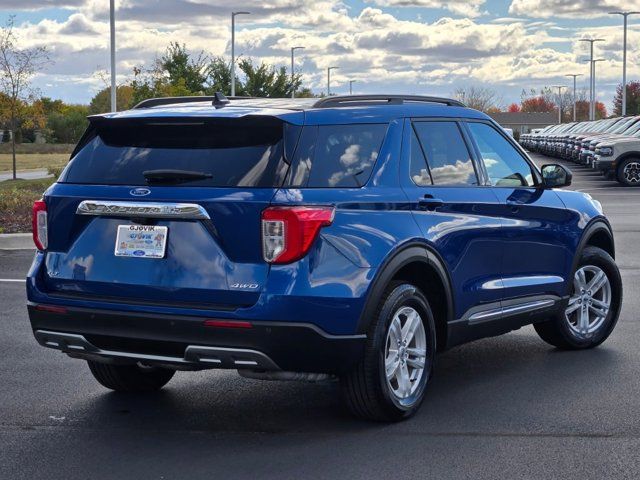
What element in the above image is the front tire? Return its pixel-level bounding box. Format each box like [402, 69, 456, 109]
[534, 246, 622, 350]
[88, 361, 175, 392]
[616, 157, 640, 186]
[340, 283, 436, 422]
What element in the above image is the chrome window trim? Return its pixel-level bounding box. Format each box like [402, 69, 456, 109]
[76, 200, 210, 220]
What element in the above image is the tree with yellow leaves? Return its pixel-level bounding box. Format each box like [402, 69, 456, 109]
[0, 16, 50, 179]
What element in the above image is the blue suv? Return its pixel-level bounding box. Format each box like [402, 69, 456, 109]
[27, 94, 623, 421]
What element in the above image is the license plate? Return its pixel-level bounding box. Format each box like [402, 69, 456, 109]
[114, 225, 168, 259]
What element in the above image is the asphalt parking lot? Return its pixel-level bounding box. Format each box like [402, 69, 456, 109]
[1, 152, 640, 479]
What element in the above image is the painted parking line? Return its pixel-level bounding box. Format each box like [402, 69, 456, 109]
[0, 279, 25, 282]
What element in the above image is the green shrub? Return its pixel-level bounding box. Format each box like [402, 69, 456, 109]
[45, 107, 89, 144]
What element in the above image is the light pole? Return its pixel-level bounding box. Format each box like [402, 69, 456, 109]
[609, 12, 640, 116]
[552, 85, 567, 124]
[592, 59, 605, 119]
[349, 80, 356, 95]
[579, 38, 604, 120]
[231, 11, 250, 97]
[109, 0, 116, 112]
[327, 66, 338, 96]
[565, 74, 582, 121]
[290, 46, 304, 99]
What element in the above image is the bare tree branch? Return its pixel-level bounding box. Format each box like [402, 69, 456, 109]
[453, 86, 502, 113]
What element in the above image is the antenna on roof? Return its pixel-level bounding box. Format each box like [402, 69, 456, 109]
[213, 92, 230, 109]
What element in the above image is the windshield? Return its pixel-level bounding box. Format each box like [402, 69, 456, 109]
[609, 118, 636, 134]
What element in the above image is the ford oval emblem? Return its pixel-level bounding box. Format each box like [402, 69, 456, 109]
[130, 188, 151, 197]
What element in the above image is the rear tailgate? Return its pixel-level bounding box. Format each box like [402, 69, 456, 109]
[40, 115, 300, 310]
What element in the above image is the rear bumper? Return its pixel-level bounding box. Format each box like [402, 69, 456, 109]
[28, 304, 366, 374]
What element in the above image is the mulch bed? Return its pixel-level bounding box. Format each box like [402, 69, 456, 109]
[0, 178, 55, 233]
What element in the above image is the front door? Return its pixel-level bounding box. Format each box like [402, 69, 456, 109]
[464, 120, 573, 302]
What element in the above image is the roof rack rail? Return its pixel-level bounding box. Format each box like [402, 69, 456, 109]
[133, 92, 243, 109]
[133, 96, 216, 109]
[312, 94, 465, 109]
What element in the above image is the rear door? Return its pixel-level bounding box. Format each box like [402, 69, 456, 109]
[401, 119, 505, 319]
[43, 115, 299, 310]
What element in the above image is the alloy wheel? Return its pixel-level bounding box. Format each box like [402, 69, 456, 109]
[623, 162, 640, 184]
[565, 265, 612, 337]
[384, 306, 427, 400]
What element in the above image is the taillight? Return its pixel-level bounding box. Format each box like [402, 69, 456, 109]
[261, 206, 335, 264]
[32, 200, 48, 250]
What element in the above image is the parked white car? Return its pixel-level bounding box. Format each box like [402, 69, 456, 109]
[593, 137, 640, 186]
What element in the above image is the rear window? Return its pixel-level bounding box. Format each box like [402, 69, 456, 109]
[60, 117, 295, 188]
[288, 123, 388, 188]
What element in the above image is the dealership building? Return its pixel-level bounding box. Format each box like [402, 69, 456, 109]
[488, 112, 557, 137]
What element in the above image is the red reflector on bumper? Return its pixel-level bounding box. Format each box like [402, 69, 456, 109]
[35, 305, 68, 314]
[204, 319, 252, 329]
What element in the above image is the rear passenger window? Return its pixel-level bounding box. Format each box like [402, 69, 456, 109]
[412, 121, 477, 185]
[289, 124, 387, 188]
[409, 127, 432, 186]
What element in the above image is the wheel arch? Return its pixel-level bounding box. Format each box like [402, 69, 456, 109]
[614, 151, 640, 165]
[569, 220, 615, 294]
[357, 242, 454, 352]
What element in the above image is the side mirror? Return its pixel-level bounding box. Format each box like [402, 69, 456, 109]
[541, 164, 572, 188]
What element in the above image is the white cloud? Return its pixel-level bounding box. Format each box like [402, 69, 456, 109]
[3, 0, 635, 110]
[509, 0, 640, 19]
[365, 0, 486, 18]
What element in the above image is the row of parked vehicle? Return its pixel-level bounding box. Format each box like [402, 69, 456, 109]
[520, 117, 640, 186]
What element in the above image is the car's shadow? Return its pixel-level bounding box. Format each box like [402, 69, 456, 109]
[67, 328, 623, 435]
[7, 329, 627, 480]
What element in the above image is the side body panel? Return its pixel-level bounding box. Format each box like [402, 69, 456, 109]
[489, 187, 573, 300]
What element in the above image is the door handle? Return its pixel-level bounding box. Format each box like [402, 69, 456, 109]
[418, 194, 444, 211]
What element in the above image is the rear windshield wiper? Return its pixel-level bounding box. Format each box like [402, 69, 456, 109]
[143, 169, 213, 184]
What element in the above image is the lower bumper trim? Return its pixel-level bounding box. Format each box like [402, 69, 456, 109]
[34, 330, 280, 370]
[28, 305, 366, 373]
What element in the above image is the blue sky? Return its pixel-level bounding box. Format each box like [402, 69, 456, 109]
[1, 0, 639, 111]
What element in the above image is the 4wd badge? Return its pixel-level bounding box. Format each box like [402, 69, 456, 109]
[230, 283, 260, 290]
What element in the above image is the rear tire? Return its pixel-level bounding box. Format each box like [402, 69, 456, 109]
[616, 157, 640, 186]
[534, 246, 622, 350]
[340, 283, 436, 422]
[88, 361, 175, 392]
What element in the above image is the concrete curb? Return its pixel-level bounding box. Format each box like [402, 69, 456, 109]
[0, 233, 34, 250]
